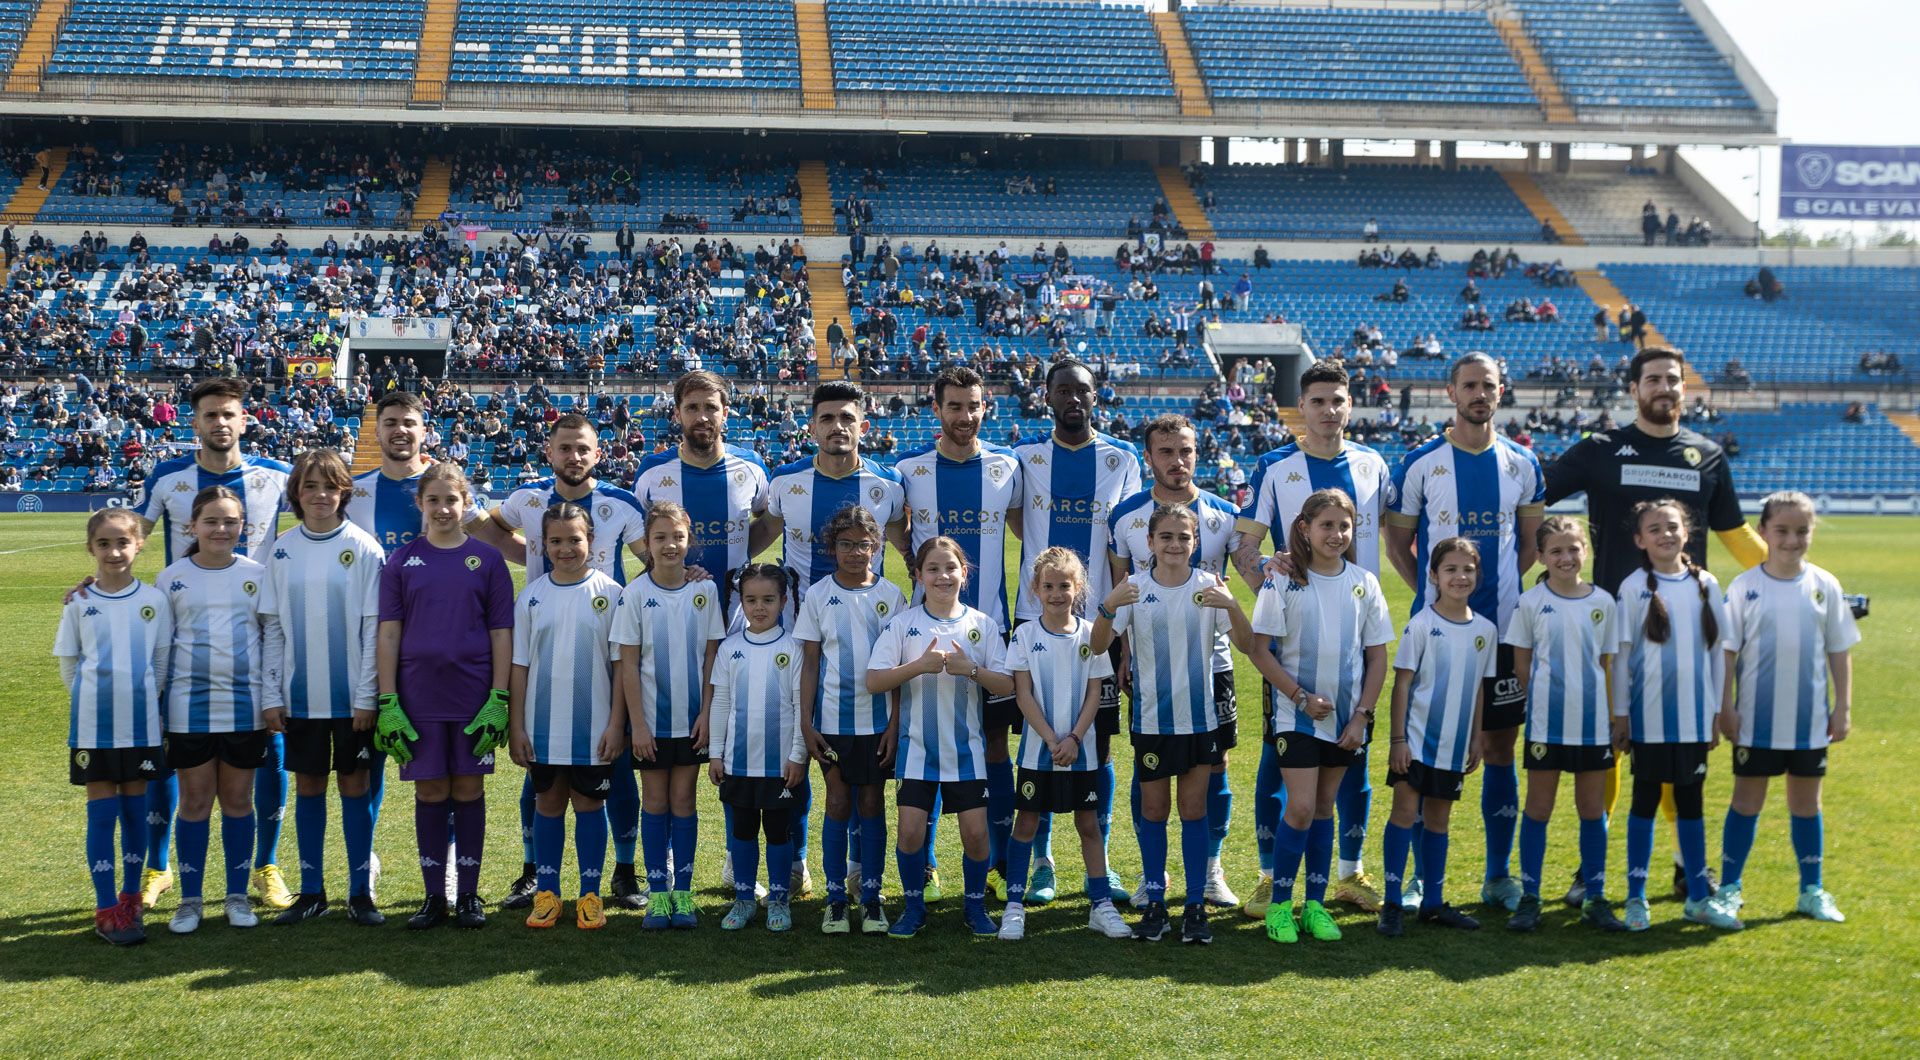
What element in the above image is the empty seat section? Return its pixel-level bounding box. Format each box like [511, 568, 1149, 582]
[826, 0, 1173, 97]
[829, 159, 1163, 236]
[47, 0, 425, 80]
[0, 0, 36, 79]
[1512, 0, 1753, 111]
[1180, 7, 1533, 106]
[1202, 164, 1542, 243]
[449, 0, 799, 90]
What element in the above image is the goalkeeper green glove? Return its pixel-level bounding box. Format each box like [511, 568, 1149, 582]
[375, 692, 418, 765]
[465, 688, 510, 758]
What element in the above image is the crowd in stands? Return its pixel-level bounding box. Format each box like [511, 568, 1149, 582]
[444, 147, 802, 232]
[58, 139, 424, 229]
[1642, 199, 1714, 247]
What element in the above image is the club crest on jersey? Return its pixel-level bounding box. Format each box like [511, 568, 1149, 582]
[876, 601, 891, 615]
[1814, 589, 1825, 605]
[339, 549, 356, 568]
[1591, 608, 1605, 624]
[597, 503, 613, 520]
[1191, 590, 1208, 606]
[966, 628, 982, 644]
[1020, 780, 1036, 799]
[1474, 635, 1487, 651]
[1078, 643, 1092, 660]
[988, 464, 1005, 482]
[733, 471, 747, 486]
[1273, 737, 1287, 757]
[75, 750, 91, 768]
[1141, 752, 1161, 771]
[242, 580, 258, 596]
[1736, 747, 1750, 765]
[1682, 446, 1702, 467]
[140, 605, 157, 622]
[774, 652, 792, 669]
[870, 486, 885, 502]
[1352, 584, 1367, 599]
[1530, 742, 1547, 761]
[464, 555, 482, 571]
[1105, 454, 1121, 471]
[693, 593, 710, 610]
[592, 595, 611, 613]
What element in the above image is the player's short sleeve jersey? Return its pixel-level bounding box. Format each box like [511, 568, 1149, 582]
[896, 442, 1023, 627]
[868, 604, 1005, 782]
[261, 521, 385, 719]
[1003, 616, 1111, 772]
[609, 573, 725, 739]
[140, 454, 292, 564]
[1108, 569, 1233, 736]
[347, 467, 487, 555]
[512, 570, 622, 766]
[1249, 561, 1393, 743]
[54, 580, 170, 749]
[160, 555, 274, 734]
[792, 574, 908, 736]
[767, 456, 906, 597]
[631, 445, 770, 591]
[1238, 442, 1391, 576]
[1722, 564, 1860, 751]
[1502, 583, 1617, 747]
[710, 628, 805, 778]
[1385, 432, 1545, 629]
[1613, 567, 1727, 745]
[1012, 431, 1142, 620]
[377, 536, 515, 722]
[495, 478, 648, 582]
[1395, 606, 1498, 773]
[1108, 489, 1241, 672]
[1543, 425, 1746, 595]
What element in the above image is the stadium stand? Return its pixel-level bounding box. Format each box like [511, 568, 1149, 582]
[827, 159, 1166, 237]
[1597, 264, 1920, 384]
[447, 0, 801, 91]
[1535, 169, 1736, 245]
[825, 0, 1174, 99]
[0, 0, 37, 81]
[1198, 164, 1544, 243]
[1511, 0, 1756, 113]
[46, 0, 426, 82]
[1180, 6, 1536, 111]
[1698, 403, 1920, 498]
[443, 148, 803, 234]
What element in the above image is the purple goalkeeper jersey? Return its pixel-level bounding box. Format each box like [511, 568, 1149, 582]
[379, 535, 515, 721]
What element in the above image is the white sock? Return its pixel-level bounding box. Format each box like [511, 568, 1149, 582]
[1338, 858, 1362, 878]
[1206, 856, 1222, 874]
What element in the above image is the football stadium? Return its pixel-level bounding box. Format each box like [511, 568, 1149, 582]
[0, 0, 1915, 1053]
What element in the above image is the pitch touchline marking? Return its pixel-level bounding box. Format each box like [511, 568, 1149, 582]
[0, 543, 67, 556]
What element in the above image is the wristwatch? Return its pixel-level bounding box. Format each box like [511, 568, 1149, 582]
[1292, 687, 1309, 708]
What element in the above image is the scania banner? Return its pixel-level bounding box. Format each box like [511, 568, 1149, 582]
[1781, 145, 1920, 219]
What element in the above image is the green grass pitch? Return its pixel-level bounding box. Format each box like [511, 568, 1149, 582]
[0, 512, 1914, 1055]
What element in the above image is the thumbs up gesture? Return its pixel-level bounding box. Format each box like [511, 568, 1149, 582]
[942, 639, 977, 678]
[917, 640, 951, 676]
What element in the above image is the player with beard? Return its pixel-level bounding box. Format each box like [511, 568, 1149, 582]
[1107, 415, 1242, 909]
[894, 367, 1025, 903]
[1384, 352, 1544, 915]
[1008, 360, 1140, 904]
[631, 370, 778, 897]
[491, 414, 650, 913]
[1544, 346, 1766, 905]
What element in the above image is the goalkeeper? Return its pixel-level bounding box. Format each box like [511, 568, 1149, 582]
[375, 465, 516, 931]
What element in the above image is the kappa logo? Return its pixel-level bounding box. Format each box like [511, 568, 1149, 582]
[1143, 593, 1159, 604]
[171, 579, 189, 592]
[1082, 790, 1098, 804]
[1032, 641, 1048, 653]
[354, 488, 371, 499]
[828, 596, 843, 607]
[1432, 465, 1449, 477]
[731, 650, 745, 660]
[595, 778, 611, 794]
[139, 758, 156, 772]
[1030, 453, 1047, 466]
[1746, 589, 1761, 602]
[356, 746, 370, 761]
[778, 787, 793, 800]
[524, 495, 542, 508]
[644, 598, 661, 608]
[659, 475, 677, 487]
[907, 626, 922, 638]
[173, 481, 193, 492]
[274, 548, 290, 560]
[1542, 605, 1556, 615]
[1286, 471, 1304, 483]
[1428, 627, 1445, 638]
[526, 596, 542, 610]
[912, 466, 930, 476]
[1694, 762, 1708, 777]
[788, 483, 808, 495]
[1615, 445, 1640, 457]
[83, 606, 100, 617]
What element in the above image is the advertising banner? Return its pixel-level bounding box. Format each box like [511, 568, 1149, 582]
[1780, 145, 1920, 219]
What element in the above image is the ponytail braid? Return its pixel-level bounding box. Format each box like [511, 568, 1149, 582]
[1683, 553, 1719, 646]
[1640, 550, 1671, 644]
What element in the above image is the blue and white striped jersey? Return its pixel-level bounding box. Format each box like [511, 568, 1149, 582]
[139, 454, 292, 564]
[1108, 569, 1234, 736]
[868, 605, 1005, 782]
[1249, 561, 1393, 743]
[160, 555, 274, 734]
[1384, 431, 1545, 629]
[494, 478, 648, 582]
[791, 574, 907, 736]
[513, 570, 622, 766]
[1012, 431, 1141, 621]
[347, 466, 487, 555]
[609, 573, 725, 739]
[261, 521, 384, 719]
[1109, 488, 1241, 674]
[54, 581, 170, 749]
[1722, 565, 1860, 751]
[1503, 582, 1617, 747]
[709, 628, 806, 778]
[766, 456, 906, 597]
[1397, 606, 1499, 773]
[1004, 616, 1111, 772]
[1611, 567, 1727, 745]
[896, 442, 1023, 628]
[631, 445, 770, 591]
[1238, 442, 1391, 576]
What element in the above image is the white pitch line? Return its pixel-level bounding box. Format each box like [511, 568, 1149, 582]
[0, 543, 67, 556]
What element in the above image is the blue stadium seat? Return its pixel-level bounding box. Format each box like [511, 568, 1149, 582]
[1512, 0, 1754, 112]
[1202, 164, 1542, 243]
[826, 0, 1173, 97]
[449, 0, 800, 90]
[48, 0, 426, 81]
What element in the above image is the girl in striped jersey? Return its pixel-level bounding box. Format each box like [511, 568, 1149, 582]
[708, 565, 808, 932]
[1611, 499, 1737, 932]
[507, 503, 625, 932]
[1502, 517, 1626, 933]
[999, 548, 1129, 942]
[56, 509, 171, 946]
[159, 486, 277, 935]
[1378, 537, 1497, 938]
[1248, 489, 1392, 946]
[259, 450, 386, 928]
[1715, 492, 1859, 925]
[1092, 504, 1257, 945]
[795, 506, 906, 936]
[613, 502, 724, 930]
[867, 537, 1015, 940]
